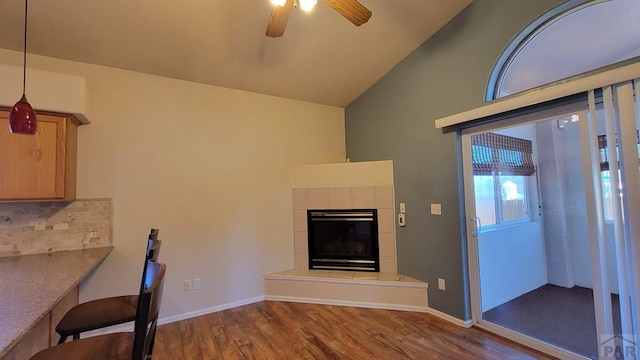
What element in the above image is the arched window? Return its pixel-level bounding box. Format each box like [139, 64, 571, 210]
[487, 0, 640, 101]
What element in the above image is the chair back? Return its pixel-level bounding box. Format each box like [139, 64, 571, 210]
[148, 228, 160, 241]
[147, 239, 161, 263]
[138, 239, 162, 317]
[146, 228, 161, 263]
[132, 261, 166, 360]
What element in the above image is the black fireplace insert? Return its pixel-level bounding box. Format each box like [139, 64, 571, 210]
[307, 209, 379, 272]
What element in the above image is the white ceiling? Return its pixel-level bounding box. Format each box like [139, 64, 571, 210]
[0, 0, 472, 107]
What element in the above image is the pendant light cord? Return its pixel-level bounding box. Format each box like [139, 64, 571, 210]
[22, 0, 28, 96]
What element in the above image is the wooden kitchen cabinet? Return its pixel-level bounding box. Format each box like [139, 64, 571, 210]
[0, 110, 80, 201]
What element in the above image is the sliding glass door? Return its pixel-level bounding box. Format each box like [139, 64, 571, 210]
[462, 81, 639, 359]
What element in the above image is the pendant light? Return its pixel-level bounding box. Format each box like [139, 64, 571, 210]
[10, 0, 37, 135]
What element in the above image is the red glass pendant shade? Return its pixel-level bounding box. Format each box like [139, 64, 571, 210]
[10, 94, 37, 134]
[10, 0, 37, 135]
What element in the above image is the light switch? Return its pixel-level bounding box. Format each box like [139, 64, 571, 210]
[430, 203, 442, 215]
[399, 202, 406, 214]
[398, 213, 406, 227]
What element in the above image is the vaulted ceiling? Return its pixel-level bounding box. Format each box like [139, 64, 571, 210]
[0, 0, 472, 107]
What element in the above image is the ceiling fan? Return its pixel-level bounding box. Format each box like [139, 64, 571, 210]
[266, 0, 372, 38]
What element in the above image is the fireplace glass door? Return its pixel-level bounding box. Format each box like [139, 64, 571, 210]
[307, 209, 379, 272]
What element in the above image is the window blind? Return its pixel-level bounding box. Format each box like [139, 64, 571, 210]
[598, 130, 640, 171]
[471, 132, 535, 176]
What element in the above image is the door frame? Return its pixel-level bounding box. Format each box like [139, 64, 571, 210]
[461, 103, 598, 360]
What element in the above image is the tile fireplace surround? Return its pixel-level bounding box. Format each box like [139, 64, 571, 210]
[292, 186, 397, 273]
[266, 161, 427, 313]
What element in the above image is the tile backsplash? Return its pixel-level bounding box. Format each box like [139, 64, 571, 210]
[0, 198, 112, 257]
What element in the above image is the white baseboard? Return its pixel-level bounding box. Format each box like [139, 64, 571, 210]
[264, 295, 471, 328]
[264, 295, 428, 313]
[425, 306, 473, 328]
[84, 296, 265, 337]
[158, 296, 265, 325]
[156, 297, 471, 329]
[84, 295, 470, 340]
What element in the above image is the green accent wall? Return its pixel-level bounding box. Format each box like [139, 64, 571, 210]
[345, 0, 564, 320]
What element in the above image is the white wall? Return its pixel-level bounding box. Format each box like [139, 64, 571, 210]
[0, 49, 346, 319]
[291, 160, 394, 188]
[478, 221, 548, 312]
[536, 120, 575, 288]
[0, 63, 89, 123]
[560, 117, 620, 294]
[479, 124, 547, 312]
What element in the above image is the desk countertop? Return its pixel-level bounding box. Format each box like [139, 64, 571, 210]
[0, 247, 112, 358]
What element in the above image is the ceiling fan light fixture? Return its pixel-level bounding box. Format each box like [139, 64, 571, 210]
[270, 0, 287, 7]
[299, 0, 318, 12]
[265, 0, 371, 38]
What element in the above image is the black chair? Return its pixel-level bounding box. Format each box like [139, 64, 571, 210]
[31, 261, 167, 360]
[148, 228, 160, 241]
[55, 229, 161, 344]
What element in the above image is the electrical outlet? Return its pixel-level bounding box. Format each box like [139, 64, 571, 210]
[438, 278, 446, 291]
[193, 278, 201, 290]
[430, 203, 442, 215]
[184, 280, 192, 291]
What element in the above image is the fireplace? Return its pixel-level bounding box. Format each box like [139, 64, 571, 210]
[307, 209, 379, 272]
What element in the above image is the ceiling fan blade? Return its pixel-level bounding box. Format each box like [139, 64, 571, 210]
[321, 0, 372, 26]
[266, 0, 295, 38]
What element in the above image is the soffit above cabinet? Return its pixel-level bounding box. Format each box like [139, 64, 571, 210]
[0, 64, 90, 124]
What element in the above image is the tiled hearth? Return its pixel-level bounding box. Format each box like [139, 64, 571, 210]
[265, 269, 429, 311]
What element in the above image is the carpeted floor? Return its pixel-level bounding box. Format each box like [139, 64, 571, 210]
[482, 284, 621, 360]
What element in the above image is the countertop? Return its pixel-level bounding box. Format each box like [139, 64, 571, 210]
[0, 247, 112, 358]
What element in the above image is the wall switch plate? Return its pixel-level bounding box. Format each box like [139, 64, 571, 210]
[438, 278, 446, 291]
[184, 280, 192, 291]
[430, 203, 442, 215]
[193, 278, 201, 290]
[399, 202, 406, 214]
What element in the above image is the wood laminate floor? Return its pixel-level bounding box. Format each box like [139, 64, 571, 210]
[152, 301, 555, 359]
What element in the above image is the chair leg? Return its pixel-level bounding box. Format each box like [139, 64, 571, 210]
[147, 330, 157, 356]
[57, 335, 68, 344]
[72, 334, 80, 341]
